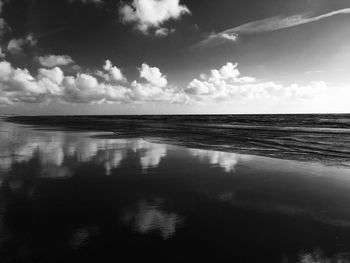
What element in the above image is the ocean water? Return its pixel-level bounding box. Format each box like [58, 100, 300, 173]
[6, 114, 350, 166]
[1, 116, 350, 262]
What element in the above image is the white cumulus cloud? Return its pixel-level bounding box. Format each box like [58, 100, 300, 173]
[97, 59, 126, 82]
[185, 62, 329, 103]
[63, 73, 130, 103]
[0, 59, 334, 108]
[119, 0, 190, 34]
[139, 63, 168, 87]
[37, 55, 75, 68]
[0, 61, 48, 103]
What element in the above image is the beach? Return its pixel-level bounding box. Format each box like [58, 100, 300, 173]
[1, 116, 350, 262]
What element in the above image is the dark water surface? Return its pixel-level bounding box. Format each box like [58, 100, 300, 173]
[1, 118, 350, 262]
[6, 114, 350, 167]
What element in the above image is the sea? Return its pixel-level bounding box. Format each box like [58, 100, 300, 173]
[1, 114, 350, 262]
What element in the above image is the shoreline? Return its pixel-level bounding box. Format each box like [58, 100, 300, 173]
[4, 115, 350, 168]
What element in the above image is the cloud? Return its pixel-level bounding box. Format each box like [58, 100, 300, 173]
[96, 59, 126, 82]
[0, 18, 8, 38]
[185, 62, 328, 103]
[155, 27, 175, 37]
[38, 67, 65, 93]
[127, 63, 184, 102]
[7, 39, 25, 54]
[119, 0, 190, 34]
[0, 59, 180, 105]
[7, 34, 37, 55]
[196, 8, 350, 47]
[231, 8, 350, 35]
[139, 63, 168, 87]
[63, 74, 130, 103]
[0, 47, 5, 58]
[0, 1, 12, 39]
[220, 32, 238, 41]
[0, 60, 129, 104]
[130, 80, 164, 101]
[0, 59, 331, 107]
[0, 61, 49, 103]
[37, 55, 75, 68]
[185, 62, 251, 96]
[25, 33, 37, 46]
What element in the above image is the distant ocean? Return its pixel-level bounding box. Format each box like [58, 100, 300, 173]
[5, 114, 350, 167]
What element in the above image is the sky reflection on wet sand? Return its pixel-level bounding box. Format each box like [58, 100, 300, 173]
[1, 120, 350, 262]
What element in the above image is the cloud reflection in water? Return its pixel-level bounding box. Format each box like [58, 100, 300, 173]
[0, 121, 168, 178]
[298, 249, 350, 263]
[1, 121, 249, 178]
[122, 200, 184, 239]
[132, 140, 167, 171]
[3, 120, 350, 262]
[69, 226, 99, 249]
[190, 148, 250, 172]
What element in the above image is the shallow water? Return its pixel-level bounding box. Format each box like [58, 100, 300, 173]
[7, 114, 350, 166]
[1, 120, 350, 262]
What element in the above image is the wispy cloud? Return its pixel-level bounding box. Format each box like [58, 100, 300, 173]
[195, 8, 350, 48]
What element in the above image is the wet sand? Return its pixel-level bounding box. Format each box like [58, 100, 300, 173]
[1, 118, 350, 262]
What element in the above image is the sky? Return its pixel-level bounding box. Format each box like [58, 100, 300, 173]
[0, 0, 349, 115]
